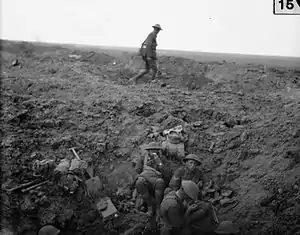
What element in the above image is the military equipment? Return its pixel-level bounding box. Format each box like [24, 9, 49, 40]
[181, 180, 199, 201]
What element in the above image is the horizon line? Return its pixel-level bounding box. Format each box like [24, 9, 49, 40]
[1, 38, 300, 59]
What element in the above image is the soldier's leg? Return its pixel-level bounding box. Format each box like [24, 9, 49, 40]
[153, 178, 165, 225]
[129, 57, 150, 84]
[155, 178, 165, 205]
[146, 207, 157, 229]
[139, 187, 154, 215]
[144, 200, 158, 232]
[130, 69, 149, 84]
[149, 59, 158, 80]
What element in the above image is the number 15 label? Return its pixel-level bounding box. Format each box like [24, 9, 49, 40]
[274, 0, 300, 14]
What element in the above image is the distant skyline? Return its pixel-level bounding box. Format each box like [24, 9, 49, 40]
[2, 0, 300, 57]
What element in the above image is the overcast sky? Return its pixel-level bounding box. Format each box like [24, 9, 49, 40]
[1, 0, 300, 57]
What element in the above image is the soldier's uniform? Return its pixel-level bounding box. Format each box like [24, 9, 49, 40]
[189, 200, 218, 235]
[130, 24, 162, 84]
[160, 191, 187, 235]
[161, 181, 217, 235]
[164, 154, 203, 195]
[134, 142, 163, 173]
[140, 31, 158, 73]
[135, 167, 165, 230]
[134, 142, 166, 230]
[160, 181, 203, 235]
[134, 142, 171, 184]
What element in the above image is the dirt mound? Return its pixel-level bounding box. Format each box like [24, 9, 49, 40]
[115, 54, 213, 90]
[69, 51, 116, 66]
[1, 40, 300, 235]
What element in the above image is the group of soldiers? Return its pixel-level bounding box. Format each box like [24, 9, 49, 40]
[128, 27, 240, 234]
[131, 142, 240, 235]
[36, 24, 241, 234]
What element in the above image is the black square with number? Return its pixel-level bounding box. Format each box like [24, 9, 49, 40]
[274, 0, 300, 15]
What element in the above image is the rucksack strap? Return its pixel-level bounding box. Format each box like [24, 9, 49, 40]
[164, 193, 183, 211]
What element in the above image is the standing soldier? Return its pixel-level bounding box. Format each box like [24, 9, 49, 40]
[164, 154, 204, 196]
[129, 24, 162, 84]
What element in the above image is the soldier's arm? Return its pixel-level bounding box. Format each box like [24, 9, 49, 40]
[167, 206, 185, 228]
[144, 33, 155, 58]
[186, 208, 206, 225]
[196, 170, 204, 189]
[167, 167, 184, 191]
[186, 201, 210, 224]
[134, 157, 144, 174]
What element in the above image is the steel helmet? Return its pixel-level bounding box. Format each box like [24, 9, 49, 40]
[152, 24, 162, 30]
[181, 180, 199, 201]
[183, 154, 203, 165]
[144, 142, 162, 150]
[214, 221, 240, 234]
[38, 225, 60, 235]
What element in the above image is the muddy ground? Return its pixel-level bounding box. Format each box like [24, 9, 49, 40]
[1, 40, 300, 235]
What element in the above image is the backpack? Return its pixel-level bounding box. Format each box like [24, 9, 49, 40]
[163, 192, 185, 213]
[161, 192, 186, 227]
[139, 40, 147, 57]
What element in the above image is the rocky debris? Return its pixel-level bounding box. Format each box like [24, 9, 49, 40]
[201, 180, 237, 209]
[11, 59, 21, 67]
[256, 181, 300, 234]
[293, 129, 300, 138]
[68, 54, 82, 60]
[190, 121, 204, 128]
[285, 145, 300, 163]
[114, 147, 131, 159]
[107, 162, 137, 191]
[131, 102, 158, 117]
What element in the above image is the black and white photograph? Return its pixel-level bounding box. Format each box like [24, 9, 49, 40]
[1, 0, 300, 234]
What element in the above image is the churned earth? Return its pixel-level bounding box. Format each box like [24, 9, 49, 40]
[1, 40, 300, 235]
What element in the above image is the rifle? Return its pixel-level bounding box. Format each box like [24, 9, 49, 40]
[210, 202, 219, 224]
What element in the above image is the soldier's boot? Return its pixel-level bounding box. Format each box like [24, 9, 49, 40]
[129, 69, 148, 84]
[146, 216, 157, 230]
[144, 206, 158, 234]
[151, 70, 158, 82]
